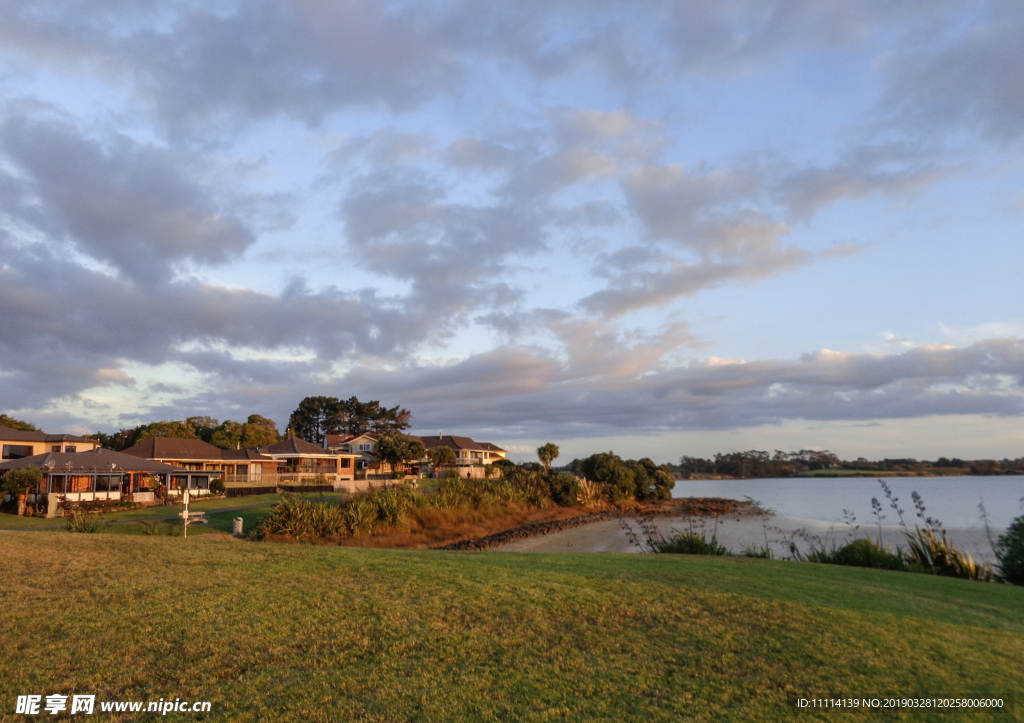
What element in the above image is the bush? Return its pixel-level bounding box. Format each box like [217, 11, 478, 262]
[654, 531, 731, 556]
[209, 478, 225, 495]
[547, 472, 581, 507]
[995, 515, 1024, 585]
[2, 468, 42, 516]
[66, 513, 100, 533]
[902, 526, 992, 581]
[825, 539, 905, 571]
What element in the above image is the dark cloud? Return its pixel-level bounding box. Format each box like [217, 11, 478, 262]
[880, 0, 1024, 142]
[0, 109, 255, 279]
[0, 235, 434, 412]
[337, 337, 1024, 438]
[0, 1, 962, 131]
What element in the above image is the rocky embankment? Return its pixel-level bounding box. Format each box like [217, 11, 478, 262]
[438, 497, 754, 551]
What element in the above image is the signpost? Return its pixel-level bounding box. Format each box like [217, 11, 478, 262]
[180, 489, 190, 539]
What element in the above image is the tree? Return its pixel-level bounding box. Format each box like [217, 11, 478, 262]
[373, 435, 427, 479]
[2, 467, 42, 516]
[185, 416, 219, 443]
[135, 421, 199, 444]
[0, 414, 38, 432]
[210, 420, 245, 450]
[287, 396, 343, 444]
[427, 446, 457, 474]
[241, 414, 280, 447]
[537, 442, 560, 472]
[288, 395, 413, 443]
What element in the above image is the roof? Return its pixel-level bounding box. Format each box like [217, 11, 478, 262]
[259, 437, 339, 457]
[0, 429, 96, 444]
[0, 448, 183, 473]
[323, 432, 381, 448]
[218, 448, 274, 461]
[417, 435, 502, 453]
[121, 437, 226, 461]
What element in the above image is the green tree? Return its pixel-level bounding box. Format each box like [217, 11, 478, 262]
[210, 420, 245, 450]
[537, 442, 560, 472]
[0, 414, 38, 432]
[427, 446, 457, 474]
[374, 435, 427, 479]
[135, 421, 199, 444]
[287, 396, 343, 444]
[241, 414, 280, 447]
[185, 416, 219, 443]
[2, 467, 42, 516]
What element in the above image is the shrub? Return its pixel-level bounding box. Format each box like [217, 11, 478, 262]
[995, 515, 1024, 585]
[209, 478, 225, 495]
[825, 539, 905, 571]
[66, 513, 100, 534]
[2, 468, 42, 516]
[654, 530, 731, 556]
[547, 472, 581, 507]
[903, 526, 993, 581]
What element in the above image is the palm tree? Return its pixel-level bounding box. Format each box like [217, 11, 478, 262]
[537, 443, 560, 472]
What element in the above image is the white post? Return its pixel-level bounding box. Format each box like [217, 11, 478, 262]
[233, 517, 243, 537]
[181, 489, 190, 539]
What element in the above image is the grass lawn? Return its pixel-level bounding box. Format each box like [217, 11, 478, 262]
[0, 493, 331, 531]
[0, 534, 1021, 721]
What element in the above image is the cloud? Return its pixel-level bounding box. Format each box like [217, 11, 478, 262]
[334, 337, 1024, 438]
[0, 108, 256, 279]
[879, 0, 1024, 142]
[0, 235, 440, 412]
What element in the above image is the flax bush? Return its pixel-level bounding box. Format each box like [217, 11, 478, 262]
[995, 515, 1024, 585]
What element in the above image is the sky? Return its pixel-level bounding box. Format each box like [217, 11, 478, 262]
[1, 0, 1023, 463]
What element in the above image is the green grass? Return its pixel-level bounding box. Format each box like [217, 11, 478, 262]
[0, 534, 1020, 721]
[0, 493, 332, 531]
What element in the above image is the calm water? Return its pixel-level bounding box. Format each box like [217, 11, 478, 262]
[673, 476, 1024, 530]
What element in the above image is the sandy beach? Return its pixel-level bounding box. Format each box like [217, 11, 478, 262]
[495, 511, 1004, 566]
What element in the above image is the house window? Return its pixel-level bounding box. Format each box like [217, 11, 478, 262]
[358, 443, 372, 452]
[65, 446, 77, 453]
[2, 445, 33, 460]
[52, 446, 61, 452]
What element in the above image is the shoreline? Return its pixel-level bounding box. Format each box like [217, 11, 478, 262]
[493, 512, 1006, 565]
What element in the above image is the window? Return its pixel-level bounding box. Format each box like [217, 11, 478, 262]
[52, 446, 61, 453]
[65, 446, 77, 453]
[2, 445, 33, 460]
[358, 443, 372, 452]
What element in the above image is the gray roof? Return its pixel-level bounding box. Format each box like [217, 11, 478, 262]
[0, 448, 183, 473]
[417, 435, 504, 453]
[259, 437, 338, 456]
[0, 428, 95, 444]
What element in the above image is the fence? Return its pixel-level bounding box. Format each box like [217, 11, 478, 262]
[225, 486, 278, 498]
[278, 484, 335, 494]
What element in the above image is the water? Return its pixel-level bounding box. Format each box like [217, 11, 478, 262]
[673, 476, 1024, 530]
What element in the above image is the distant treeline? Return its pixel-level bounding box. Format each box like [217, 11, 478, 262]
[674, 450, 1024, 478]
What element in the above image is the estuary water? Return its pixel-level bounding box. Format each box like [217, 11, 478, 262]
[673, 475, 1024, 531]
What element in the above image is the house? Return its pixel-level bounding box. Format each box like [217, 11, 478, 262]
[255, 437, 357, 487]
[0, 448, 186, 504]
[324, 432, 381, 470]
[419, 435, 507, 466]
[325, 432, 507, 478]
[122, 435, 358, 490]
[1, 428, 101, 460]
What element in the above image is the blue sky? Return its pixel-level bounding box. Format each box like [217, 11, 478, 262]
[1, 0, 1023, 463]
